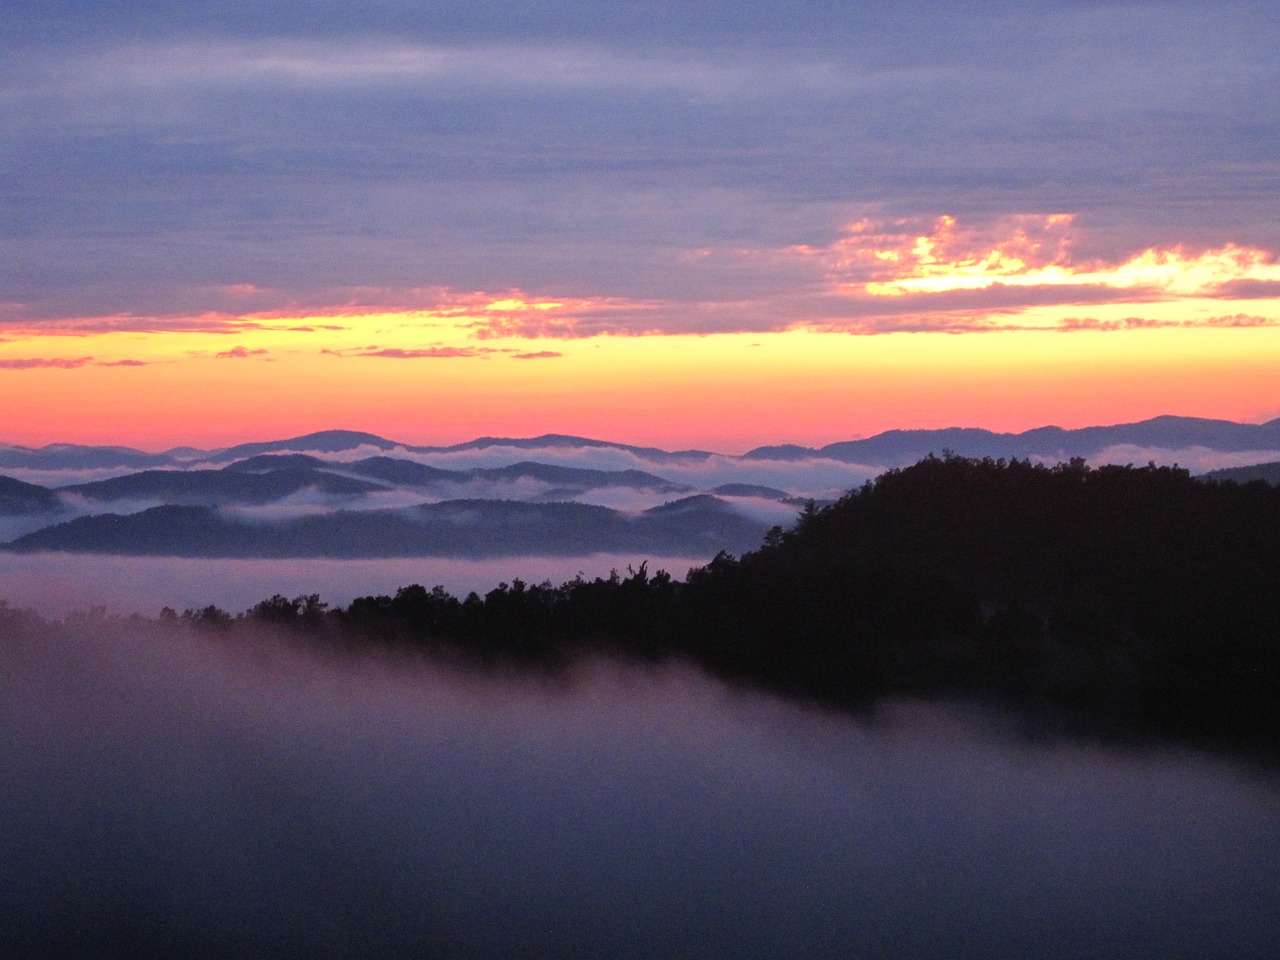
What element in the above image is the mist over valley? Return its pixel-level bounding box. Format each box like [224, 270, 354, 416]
[3, 418, 1280, 957]
[4, 415, 1280, 563]
[3, 615, 1277, 959]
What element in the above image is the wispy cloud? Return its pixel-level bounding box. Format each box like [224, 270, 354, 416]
[810, 311, 1280, 336]
[786, 215, 1280, 300]
[6, 314, 274, 336]
[0, 357, 95, 370]
[0, 356, 150, 369]
[1054, 314, 1278, 333]
[354, 346, 495, 359]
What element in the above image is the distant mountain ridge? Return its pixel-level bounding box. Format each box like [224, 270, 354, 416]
[745, 415, 1280, 464]
[1202, 461, 1280, 485]
[5, 415, 1279, 473]
[59, 467, 387, 506]
[5, 414, 1280, 559]
[0, 475, 61, 515]
[5, 496, 766, 558]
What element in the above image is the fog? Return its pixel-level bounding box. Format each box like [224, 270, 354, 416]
[0, 551, 711, 616]
[323, 443, 881, 500]
[1084, 445, 1280, 474]
[11, 441, 1277, 565]
[3, 621, 1277, 958]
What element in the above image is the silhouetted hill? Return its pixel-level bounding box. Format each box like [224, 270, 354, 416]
[57, 467, 387, 506]
[208, 430, 401, 461]
[476, 461, 685, 491]
[711, 483, 790, 499]
[343, 457, 471, 486]
[221, 454, 329, 472]
[675, 455, 1280, 748]
[1202, 462, 1280, 485]
[0, 475, 60, 515]
[7, 415, 1280, 476]
[0, 443, 175, 471]
[745, 415, 1280, 465]
[426, 434, 717, 463]
[341, 457, 686, 492]
[305, 455, 1280, 754]
[3, 496, 767, 558]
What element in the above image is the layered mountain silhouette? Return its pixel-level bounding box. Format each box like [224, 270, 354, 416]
[5, 414, 1279, 473]
[744, 415, 1280, 463]
[5, 496, 764, 558]
[60, 467, 387, 506]
[3, 414, 1279, 558]
[1202, 461, 1280, 485]
[0, 475, 61, 515]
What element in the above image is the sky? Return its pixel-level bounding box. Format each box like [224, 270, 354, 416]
[3, 0, 1280, 452]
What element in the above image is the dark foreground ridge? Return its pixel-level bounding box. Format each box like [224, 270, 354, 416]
[10, 455, 1280, 756]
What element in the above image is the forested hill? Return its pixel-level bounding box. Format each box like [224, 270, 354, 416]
[351, 456, 1280, 752]
[40, 455, 1280, 755]
[674, 456, 1280, 738]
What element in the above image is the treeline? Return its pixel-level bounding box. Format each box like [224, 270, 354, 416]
[13, 454, 1280, 754]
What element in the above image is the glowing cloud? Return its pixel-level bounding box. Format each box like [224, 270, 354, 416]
[802, 215, 1280, 298]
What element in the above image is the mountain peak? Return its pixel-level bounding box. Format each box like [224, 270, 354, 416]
[210, 430, 402, 461]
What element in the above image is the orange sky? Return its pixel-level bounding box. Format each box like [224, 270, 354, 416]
[4, 215, 1279, 452]
[3, 323, 1278, 453]
[8, 10, 1280, 455]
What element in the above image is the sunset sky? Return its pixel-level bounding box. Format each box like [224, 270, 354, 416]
[4, 1, 1279, 452]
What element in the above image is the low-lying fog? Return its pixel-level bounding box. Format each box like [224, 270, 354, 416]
[0, 552, 711, 616]
[3, 620, 1277, 959]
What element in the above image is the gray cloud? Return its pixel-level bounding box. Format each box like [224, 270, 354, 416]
[2, 3, 1277, 326]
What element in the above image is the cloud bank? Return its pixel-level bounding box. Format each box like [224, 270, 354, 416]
[2, 2, 1277, 332]
[2, 620, 1277, 958]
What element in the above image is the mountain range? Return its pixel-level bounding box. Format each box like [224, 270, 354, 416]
[2, 415, 1278, 559]
[6, 496, 765, 559]
[744, 415, 1280, 463]
[3, 415, 1279, 473]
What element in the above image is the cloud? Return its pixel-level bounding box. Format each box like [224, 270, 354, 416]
[0, 357, 94, 369]
[1047, 314, 1278, 333]
[355, 346, 495, 359]
[786, 214, 1280, 300]
[1203, 313, 1276, 328]
[4, 314, 275, 336]
[215, 346, 270, 359]
[511, 351, 563, 360]
[48, 40, 876, 104]
[810, 310, 1280, 337]
[1083, 446, 1280, 474]
[2, 5, 1279, 340]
